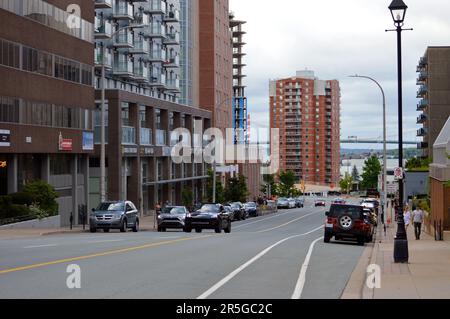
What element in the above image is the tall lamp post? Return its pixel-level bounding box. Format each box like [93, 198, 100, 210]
[99, 24, 145, 202]
[387, 0, 412, 263]
[349, 75, 387, 226]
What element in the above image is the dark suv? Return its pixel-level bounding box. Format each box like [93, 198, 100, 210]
[324, 204, 372, 245]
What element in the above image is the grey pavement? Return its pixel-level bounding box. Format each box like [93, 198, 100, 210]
[0, 198, 365, 299]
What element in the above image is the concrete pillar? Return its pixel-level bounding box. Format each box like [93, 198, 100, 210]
[41, 154, 50, 184]
[7, 154, 18, 194]
[72, 154, 78, 224]
[107, 98, 122, 201]
[83, 155, 90, 215]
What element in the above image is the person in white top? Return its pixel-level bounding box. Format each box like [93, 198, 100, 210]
[403, 206, 411, 230]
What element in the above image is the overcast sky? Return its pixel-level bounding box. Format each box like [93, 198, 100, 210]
[229, 0, 450, 149]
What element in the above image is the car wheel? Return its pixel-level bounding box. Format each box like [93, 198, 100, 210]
[157, 226, 162, 232]
[195, 228, 202, 233]
[184, 227, 192, 233]
[132, 220, 139, 232]
[120, 219, 127, 233]
[215, 222, 222, 233]
[357, 237, 365, 246]
[103, 228, 110, 233]
[90, 227, 97, 233]
[224, 221, 231, 233]
[242, 213, 246, 220]
[324, 234, 331, 243]
[162, 227, 166, 232]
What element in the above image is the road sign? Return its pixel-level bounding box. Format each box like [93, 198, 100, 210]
[394, 167, 403, 179]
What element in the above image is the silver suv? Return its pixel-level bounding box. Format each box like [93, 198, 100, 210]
[90, 201, 139, 233]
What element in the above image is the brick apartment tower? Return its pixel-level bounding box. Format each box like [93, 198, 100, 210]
[416, 46, 450, 158]
[270, 71, 341, 187]
[199, 0, 233, 134]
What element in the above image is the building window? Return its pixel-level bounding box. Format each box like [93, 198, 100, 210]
[0, 96, 20, 123]
[22, 47, 52, 76]
[0, 39, 20, 68]
[50, 154, 72, 176]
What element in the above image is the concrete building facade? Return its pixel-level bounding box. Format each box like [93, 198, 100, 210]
[0, 0, 95, 226]
[270, 70, 341, 187]
[416, 47, 450, 158]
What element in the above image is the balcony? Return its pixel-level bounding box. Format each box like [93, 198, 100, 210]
[164, 32, 180, 45]
[129, 38, 149, 54]
[163, 55, 179, 68]
[113, 60, 134, 78]
[149, 48, 166, 62]
[418, 56, 427, 68]
[165, 79, 180, 92]
[155, 129, 167, 146]
[134, 64, 149, 82]
[140, 127, 152, 146]
[164, 9, 180, 22]
[132, 12, 150, 26]
[95, 17, 112, 39]
[122, 126, 136, 145]
[417, 99, 428, 111]
[149, 73, 166, 87]
[417, 71, 428, 84]
[94, 126, 109, 144]
[95, 47, 113, 69]
[145, 23, 166, 38]
[113, 30, 134, 48]
[417, 128, 428, 137]
[95, 0, 112, 9]
[416, 85, 428, 98]
[113, 2, 134, 20]
[145, 0, 167, 14]
[417, 113, 427, 124]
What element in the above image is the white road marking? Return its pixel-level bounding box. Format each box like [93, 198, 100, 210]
[254, 211, 321, 233]
[23, 244, 59, 249]
[197, 225, 323, 299]
[291, 236, 323, 299]
[155, 236, 182, 239]
[233, 209, 301, 229]
[86, 239, 125, 244]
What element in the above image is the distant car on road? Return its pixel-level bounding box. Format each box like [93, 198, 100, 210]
[287, 198, 297, 209]
[229, 202, 247, 220]
[185, 204, 232, 234]
[277, 197, 290, 209]
[324, 204, 373, 245]
[90, 201, 139, 233]
[244, 202, 258, 217]
[294, 198, 304, 208]
[314, 200, 326, 207]
[332, 198, 346, 205]
[157, 206, 189, 232]
[223, 205, 235, 221]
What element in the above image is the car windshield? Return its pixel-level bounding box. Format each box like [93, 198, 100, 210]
[230, 203, 240, 208]
[330, 205, 363, 219]
[199, 204, 219, 212]
[96, 202, 124, 211]
[162, 207, 185, 214]
[278, 198, 287, 201]
[246, 202, 256, 207]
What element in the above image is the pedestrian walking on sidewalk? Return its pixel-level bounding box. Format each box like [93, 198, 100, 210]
[404, 206, 411, 231]
[412, 207, 424, 240]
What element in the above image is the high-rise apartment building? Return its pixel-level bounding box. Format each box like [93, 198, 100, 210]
[199, 0, 233, 134]
[229, 12, 247, 145]
[0, 0, 95, 226]
[416, 46, 450, 158]
[93, 0, 212, 213]
[270, 71, 341, 187]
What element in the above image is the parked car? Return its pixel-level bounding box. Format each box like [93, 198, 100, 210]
[244, 202, 258, 217]
[157, 206, 189, 232]
[277, 197, 290, 209]
[185, 204, 232, 233]
[229, 202, 247, 220]
[324, 204, 373, 245]
[363, 208, 378, 228]
[90, 201, 139, 233]
[361, 199, 379, 215]
[287, 198, 297, 209]
[223, 205, 235, 221]
[314, 199, 326, 207]
[295, 198, 304, 208]
[332, 198, 346, 205]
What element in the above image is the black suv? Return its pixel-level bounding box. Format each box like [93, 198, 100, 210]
[324, 204, 372, 245]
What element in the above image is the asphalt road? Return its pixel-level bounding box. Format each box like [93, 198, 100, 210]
[0, 198, 364, 299]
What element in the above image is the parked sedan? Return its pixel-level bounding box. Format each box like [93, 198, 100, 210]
[244, 202, 258, 217]
[277, 197, 290, 209]
[314, 199, 326, 207]
[230, 202, 247, 220]
[90, 201, 139, 233]
[295, 198, 305, 208]
[157, 206, 189, 232]
[185, 204, 232, 233]
[287, 198, 297, 209]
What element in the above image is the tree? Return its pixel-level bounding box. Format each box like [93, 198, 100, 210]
[351, 165, 360, 182]
[224, 174, 248, 203]
[360, 155, 382, 190]
[181, 187, 193, 209]
[205, 169, 224, 203]
[277, 170, 297, 197]
[340, 173, 353, 194]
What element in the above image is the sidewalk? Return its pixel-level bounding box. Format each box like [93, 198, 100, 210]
[343, 221, 450, 299]
[0, 215, 157, 239]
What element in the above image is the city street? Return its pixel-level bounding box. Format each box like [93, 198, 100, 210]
[0, 199, 364, 299]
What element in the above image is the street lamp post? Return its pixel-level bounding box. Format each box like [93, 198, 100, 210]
[349, 75, 387, 228]
[99, 24, 145, 202]
[387, 0, 412, 263]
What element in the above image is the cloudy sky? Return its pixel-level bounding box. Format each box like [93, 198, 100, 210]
[229, 0, 450, 149]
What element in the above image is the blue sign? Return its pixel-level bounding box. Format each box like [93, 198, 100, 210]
[82, 132, 94, 151]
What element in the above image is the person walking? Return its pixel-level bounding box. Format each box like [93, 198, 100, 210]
[412, 207, 425, 240]
[403, 206, 411, 231]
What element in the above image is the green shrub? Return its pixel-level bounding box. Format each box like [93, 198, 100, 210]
[10, 192, 34, 206]
[29, 203, 49, 220]
[1, 204, 30, 219]
[22, 180, 58, 216]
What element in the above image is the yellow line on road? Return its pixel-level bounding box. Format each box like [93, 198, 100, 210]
[0, 236, 210, 276]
